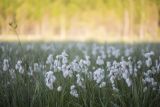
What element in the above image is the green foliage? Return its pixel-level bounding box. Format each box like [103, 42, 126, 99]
[0, 0, 159, 21]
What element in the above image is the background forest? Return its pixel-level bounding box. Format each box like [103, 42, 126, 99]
[0, 0, 160, 42]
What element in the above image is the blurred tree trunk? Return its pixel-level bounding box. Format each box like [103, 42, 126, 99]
[129, 0, 134, 37]
[159, 8, 160, 29]
[123, 1, 133, 37]
[60, 14, 66, 39]
[0, 18, 1, 34]
[139, 17, 144, 38]
[153, 4, 159, 37]
[139, 0, 145, 39]
[123, 10, 129, 37]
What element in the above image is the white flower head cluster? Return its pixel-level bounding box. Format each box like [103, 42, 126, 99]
[108, 61, 120, 91]
[3, 59, 9, 71]
[108, 47, 120, 58]
[144, 51, 154, 58]
[146, 58, 152, 67]
[91, 44, 99, 56]
[143, 69, 158, 90]
[71, 56, 81, 72]
[99, 81, 106, 88]
[96, 56, 104, 65]
[78, 57, 90, 74]
[79, 56, 90, 68]
[46, 54, 54, 64]
[83, 55, 91, 66]
[100, 48, 106, 59]
[106, 61, 111, 70]
[45, 71, 56, 89]
[70, 85, 78, 98]
[144, 51, 154, 67]
[15, 60, 24, 74]
[34, 63, 40, 72]
[61, 51, 68, 64]
[76, 74, 85, 88]
[61, 64, 73, 78]
[52, 51, 69, 71]
[108, 59, 133, 89]
[93, 68, 104, 84]
[57, 86, 62, 92]
[54, 56, 61, 70]
[46, 54, 54, 69]
[121, 62, 132, 87]
[125, 48, 133, 57]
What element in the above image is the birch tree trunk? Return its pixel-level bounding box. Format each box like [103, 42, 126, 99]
[139, 0, 145, 39]
[123, 10, 129, 37]
[60, 14, 66, 40]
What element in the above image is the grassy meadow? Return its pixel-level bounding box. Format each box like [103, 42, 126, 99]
[0, 42, 160, 107]
[0, 0, 160, 107]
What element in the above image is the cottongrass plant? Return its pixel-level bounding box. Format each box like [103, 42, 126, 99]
[0, 42, 160, 107]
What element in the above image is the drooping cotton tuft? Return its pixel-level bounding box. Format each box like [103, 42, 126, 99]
[45, 71, 56, 89]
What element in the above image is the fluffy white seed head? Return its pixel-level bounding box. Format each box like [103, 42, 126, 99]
[99, 82, 106, 88]
[3, 59, 9, 71]
[46, 54, 54, 64]
[70, 85, 78, 97]
[57, 86, 62, 92]
[96, 56, 104, 65]
[45, 71, 56, 90]
[146, 58, 152, 67]
[93, 68, 104, 84]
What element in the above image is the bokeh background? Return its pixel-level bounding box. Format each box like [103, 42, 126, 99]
[0, 0, 160, 42]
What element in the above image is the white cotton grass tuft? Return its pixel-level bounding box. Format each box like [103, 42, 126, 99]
[146, 57, 152, 67]
[125, 78, 132, 87]
[143, 87, 147, 92]
[3, 59, 9, 71]
[83, 55, 91, 66]
[61, 51, 68, 64]
[93, 68, 104, 84]
[99, 81, 106, 88]
[144, 51, 154, 67]
[96, 56, 104, 65]
[62, 64, 73, 78]
[76, 74, 85, 88]
[70, 85, 79, 98]
[57, 86, 62, 92]
[71, 58, 81, 72]
[144, 51, 154, 58]
[142, 69, 158, 91]
[15, 60, 24, 74]
[45, 71, 56, 90]
[46, 54, 54, 64]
